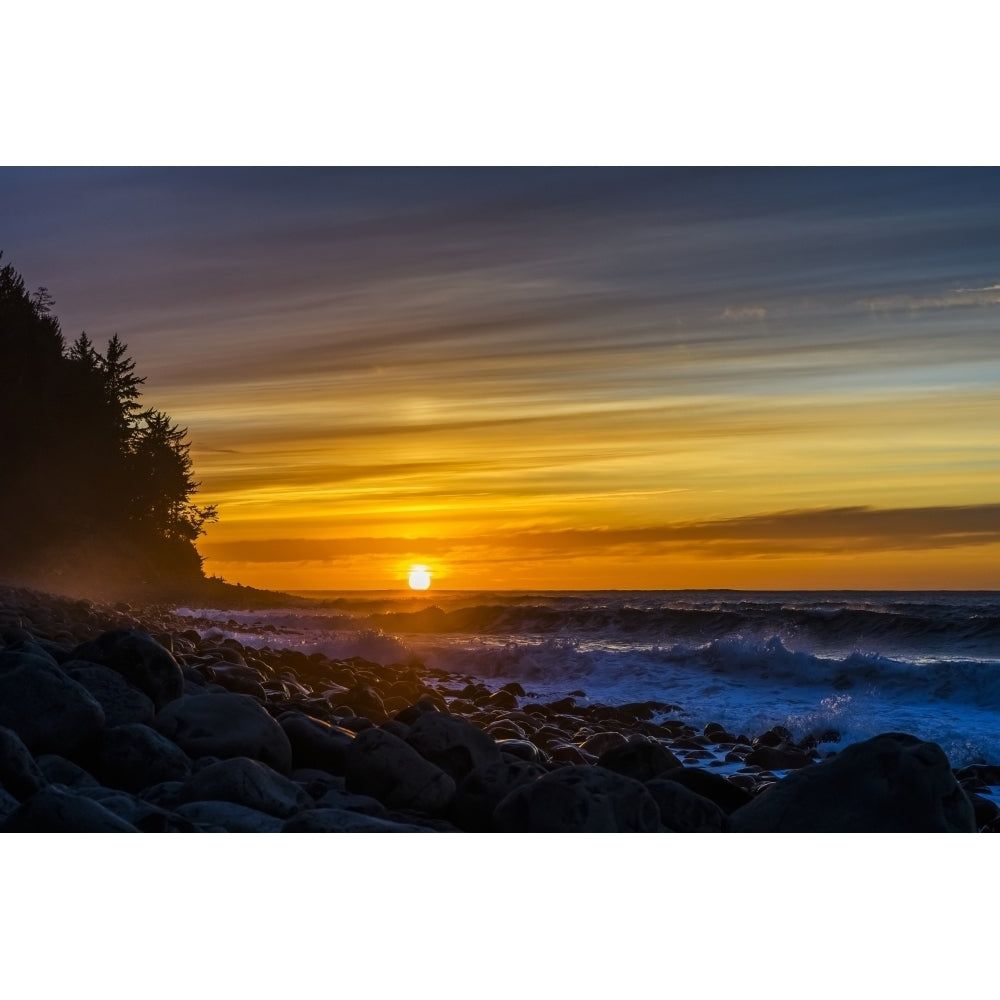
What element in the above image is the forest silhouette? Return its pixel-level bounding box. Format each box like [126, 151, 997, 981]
[1, 254, 218, 599]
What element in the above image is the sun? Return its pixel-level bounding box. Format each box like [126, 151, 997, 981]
[407, 564, 432, 590]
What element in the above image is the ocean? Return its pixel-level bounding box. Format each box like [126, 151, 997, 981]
[174, 589, 1000, 769]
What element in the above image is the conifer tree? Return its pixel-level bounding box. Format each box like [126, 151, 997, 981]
[0, 254, 217, 593]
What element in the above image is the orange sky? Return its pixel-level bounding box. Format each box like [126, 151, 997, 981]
[4, 168, 1000, 591]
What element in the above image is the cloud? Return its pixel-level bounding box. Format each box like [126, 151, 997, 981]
[861, 284, 1000, 312]
[720, 305, 767, 321]
[201, 503, 1000, 564]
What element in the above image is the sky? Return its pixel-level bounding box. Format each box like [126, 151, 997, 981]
[3, 167, 999, 591]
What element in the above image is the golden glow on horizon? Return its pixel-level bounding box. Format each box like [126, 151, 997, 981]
[12, 168, 1000, 592]
[407, 564, 432, 590]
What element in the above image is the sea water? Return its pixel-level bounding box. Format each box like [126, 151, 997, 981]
[174, 590, 1000, 768]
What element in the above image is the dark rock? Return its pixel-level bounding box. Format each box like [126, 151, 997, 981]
[730, 732, 977, 832]
[344, 727, 456, 813]
[380, 719, 411, 740]
[140, 780, 187, 811]
[704, 722, 737, 743]
[753, 726, 792, 748]
[279, 712, 355, 775]
[93, 723, 193, 793]
[404, 711, 503, 782]
[174, 800, 284, 832]
[955, 764, 1000, 786]
[0, 787, 19, 824]
[64, 662, 157, 727]
[486, 688, 519, 710]
[597, 736, 684, 781]
[281, 808, 437, 832]
[547, 743, 595, 765]
[35, 754, 100, 789]
[393, 699, 441, 725]
[179, 756, 314, 818]
[967, 793, 1000, 832]
[495, 739, 547, 764]
[206, 662, 267, 698]
[70, 629, 184, 710]
[342, 684, 388, 722]
[745, 744, 816, 771]
[579, 731, 629, 755]
[338, 716, 375, 733]
[659, 767, 754, 814]
[154, 692, 293, 774]
[452, 758, 548, 831]
[0, 725, 47, 801]
[644, 778, 730, 832]
[0, 650, 106, 757]
[1, 785, 139, 832]
[314, 787, 390, 817]
[494, 765, 662, 832]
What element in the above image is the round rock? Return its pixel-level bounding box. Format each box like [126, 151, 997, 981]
[494, 764, 662, 832]
[0, 650, 106, 757]
[93, 723, 193, 793]
[345, 727, 456, 813]
[730, 731, 976, 832]
[154, 692, 293, 774]
[71, 628, 184, 710]
[179, 756, 314, 818]
[404, 711, 503, 782]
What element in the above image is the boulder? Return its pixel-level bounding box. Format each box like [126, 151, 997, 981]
[35, 754, 100, 789]
[0, 725, 47, 801]
[314, 787, 390, 817]
[579, 731, 629, 756]
[745, 744, 816, 771]
[730, 732, 977, 832]
[452, 759, 548, 831]
[404, 711, 503, 782]
[154, 692, 293, 774]
[281, 808, 437, 832]
[659, 767, 754, 814]
[93, 723, 193, 793]
[0, 787, 19, 824]
[72, 785, 184, 831]
[279, 712, 355, 775]
[71, 629, 184, 710]
[644, 778, 730, 832]
[344, 727, 456, 813]
[494, 765, 662, 832]
[174, 800, 284, 833]
[1, 785, 138, 832]
[495, 739, 547, 764]
[597, 736, 684, 781]
[0, 650, 106, 757]
[64, 662, 157, 727]
[178, 756, 314, 819]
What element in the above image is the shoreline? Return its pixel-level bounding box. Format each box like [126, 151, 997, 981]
[1, 583, 997, 832]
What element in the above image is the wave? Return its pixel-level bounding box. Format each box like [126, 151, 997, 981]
[171, 590, 1000, 766]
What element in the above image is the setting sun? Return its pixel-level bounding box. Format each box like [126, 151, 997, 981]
[408, 564, 432, 590]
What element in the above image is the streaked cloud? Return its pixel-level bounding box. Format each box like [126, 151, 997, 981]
[3, 167, 999, 589]
[202, 503, 1000, 567]
[720, 305, 767, 321]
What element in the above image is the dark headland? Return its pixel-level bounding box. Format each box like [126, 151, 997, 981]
[1, 581, 997, 832]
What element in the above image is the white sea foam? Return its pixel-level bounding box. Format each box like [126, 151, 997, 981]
[173, 589, 1000, 767]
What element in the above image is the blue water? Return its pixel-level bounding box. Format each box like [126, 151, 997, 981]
[175, 590, 1000, 768]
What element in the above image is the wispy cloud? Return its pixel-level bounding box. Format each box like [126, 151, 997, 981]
[202, 503, 1000, 564]
[861, 284, 1000, 312]
[720, 305, 767, 321]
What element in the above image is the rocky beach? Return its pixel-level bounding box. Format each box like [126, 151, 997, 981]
[2, 583, 998, 832]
